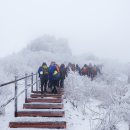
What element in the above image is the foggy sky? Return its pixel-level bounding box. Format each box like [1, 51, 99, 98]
[0, 0, 130, 62]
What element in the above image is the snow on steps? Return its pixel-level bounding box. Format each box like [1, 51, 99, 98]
[21, 109, 65, 112]
[9, 88, 66, 129]
[10, 117, 66, 122]
[9, 114, 66, 129]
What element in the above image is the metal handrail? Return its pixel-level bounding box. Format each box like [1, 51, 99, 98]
[0, 82, 37, 108]
[0, 72, 39, 117]
[0, 73, 36, 88]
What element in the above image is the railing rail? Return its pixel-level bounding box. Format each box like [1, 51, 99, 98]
[0, 82, 37, 109]
[0, 72, 39, 117]
[0, 74, 36, 88]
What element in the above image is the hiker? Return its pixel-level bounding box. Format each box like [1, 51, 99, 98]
[88, 63, 93, 80]
[59, 64, 67, 88]
[81, 64, 88, 76]
[76, 64, 81, 75]
[92, 65, 97, 78]
[38, 62, 49, 94]
[49, 62, 60, 94]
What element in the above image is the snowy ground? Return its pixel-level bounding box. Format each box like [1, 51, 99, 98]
[0, 93, 129, 130]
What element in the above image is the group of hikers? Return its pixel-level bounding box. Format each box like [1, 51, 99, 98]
[68, 63, 102, 78]
[38, 62, 66, 94]
[38, 62, 102, 94]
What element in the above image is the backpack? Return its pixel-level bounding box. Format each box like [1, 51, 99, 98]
[53, 70, 60, 80]
[56, 64, 60, 72]
[82, 67, 88, 74]
[42, 65, 48, 75]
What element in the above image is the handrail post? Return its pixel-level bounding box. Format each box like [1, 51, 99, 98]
[36, 73, 38, 91]
[14, 76, 18, 117]
[25, 73, 28, 103]
[31, 73, 33, 92]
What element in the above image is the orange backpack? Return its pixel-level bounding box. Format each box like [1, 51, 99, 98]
[56, 64, 60, 73]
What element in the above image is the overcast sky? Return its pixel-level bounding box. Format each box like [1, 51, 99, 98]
[0, 0, 130, 62]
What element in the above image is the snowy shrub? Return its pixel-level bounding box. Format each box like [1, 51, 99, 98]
[65, 71, 89, 108]
[64, 64, 130, 130]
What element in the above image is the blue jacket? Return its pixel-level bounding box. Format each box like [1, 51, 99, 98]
[49, 64, 60, 80]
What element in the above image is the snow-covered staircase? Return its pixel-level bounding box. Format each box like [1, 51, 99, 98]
[9, 88, 66, 129]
